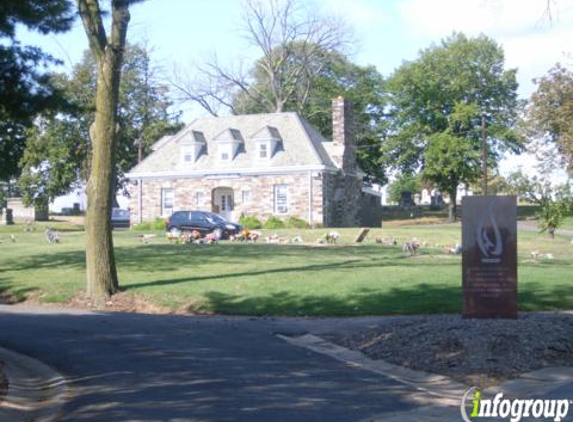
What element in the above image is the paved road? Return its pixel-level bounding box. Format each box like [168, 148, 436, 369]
[0, 305, 420, 422]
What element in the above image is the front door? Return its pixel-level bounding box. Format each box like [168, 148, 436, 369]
[213, 187, 234, 221]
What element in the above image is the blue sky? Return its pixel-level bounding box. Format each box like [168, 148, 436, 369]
[17, 0, 573, 178]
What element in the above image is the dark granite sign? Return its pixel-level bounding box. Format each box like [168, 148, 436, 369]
[462, 196, 517, 319]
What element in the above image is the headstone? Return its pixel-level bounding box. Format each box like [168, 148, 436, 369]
[400, 191, 415, 208]
[462, 196, 517, 319]
[354, 228, 370, 243]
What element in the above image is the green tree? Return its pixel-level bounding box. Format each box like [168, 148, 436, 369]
[505, 171, 572, 238]
[383, 33, 522, 221]
[387, 173, 422, 204]
[19, 43, 180, 207]
[527, 64, 573, 173]
[0, 0, 74, 181]
[235, 48, 387, 183]
[423, 132, 480, 220]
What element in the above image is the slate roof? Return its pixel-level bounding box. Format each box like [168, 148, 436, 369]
[129, 112, 339, 175]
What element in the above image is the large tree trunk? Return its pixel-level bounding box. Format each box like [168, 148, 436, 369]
[448, 189, 457, 223]
[78, 0, 130, 306]
[86, 56, 121, 303]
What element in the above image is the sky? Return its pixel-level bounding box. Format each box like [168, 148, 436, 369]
[17, 0, 573, 180]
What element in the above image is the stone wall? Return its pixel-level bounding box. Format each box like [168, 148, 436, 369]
[128, 172, 326, 225]
[6, 198, 48, 222]
[323, 173, 362, 227]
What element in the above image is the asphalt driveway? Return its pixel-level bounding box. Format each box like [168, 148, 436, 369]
[0, 305, 419, 422]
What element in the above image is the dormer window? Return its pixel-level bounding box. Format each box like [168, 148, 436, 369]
[180, 130, 206, 165]
[213, 128, 244, 162]
[251, 126, 282, 160]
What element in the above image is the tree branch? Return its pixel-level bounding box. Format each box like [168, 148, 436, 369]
[76, 0, 107, 60]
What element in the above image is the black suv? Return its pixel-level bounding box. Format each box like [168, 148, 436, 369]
[166, 211, 242, 238]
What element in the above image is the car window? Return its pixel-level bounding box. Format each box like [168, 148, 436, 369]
[112, 209, 129, 219]
[190, 212, 206, 223]
[208, 213, 227, 223]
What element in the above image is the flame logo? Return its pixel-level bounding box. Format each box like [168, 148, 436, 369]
[476, 202, 503, 264]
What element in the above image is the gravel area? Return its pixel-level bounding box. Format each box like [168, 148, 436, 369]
[328, 313, 573, 386]
[0, 360, 7, 403]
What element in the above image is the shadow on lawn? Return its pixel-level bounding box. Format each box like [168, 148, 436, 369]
[197, 282, 573, 316]
[0, 278, 38, 304]
[4, 242, 419, 274]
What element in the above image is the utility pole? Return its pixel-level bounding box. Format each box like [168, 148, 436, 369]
[481, 111, 488, 196]
[135, 138, 143, 163]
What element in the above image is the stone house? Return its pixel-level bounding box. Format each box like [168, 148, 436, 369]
[126, 97, 368, 227]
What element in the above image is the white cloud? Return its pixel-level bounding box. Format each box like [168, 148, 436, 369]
[398, 0, 573, 96]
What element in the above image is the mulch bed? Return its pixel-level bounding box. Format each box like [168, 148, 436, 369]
[326, 313, 573, 387]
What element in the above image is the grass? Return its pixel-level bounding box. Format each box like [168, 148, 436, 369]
[0, 220, 571, 316]
[561, 217, 573, 231]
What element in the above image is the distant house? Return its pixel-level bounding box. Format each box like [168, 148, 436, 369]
[126, 97, 379, 227]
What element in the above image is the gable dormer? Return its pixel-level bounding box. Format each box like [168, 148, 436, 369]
[251, 126, 282, 160]
[213, 128, 244, 162]
[180, 130, 207, 165]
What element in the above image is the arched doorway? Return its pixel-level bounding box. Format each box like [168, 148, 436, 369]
[212, 187, 234, 221]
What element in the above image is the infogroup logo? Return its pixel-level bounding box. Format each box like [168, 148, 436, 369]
[461, 387, 571, 422]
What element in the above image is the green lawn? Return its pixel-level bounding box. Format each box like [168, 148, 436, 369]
[562, 217, 573, 231]
[0, 221, 571, 316]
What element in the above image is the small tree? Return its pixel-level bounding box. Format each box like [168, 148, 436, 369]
[423, 132, 480, 221]
[506, 171, 572, 238]
[387, 173, 422, 204]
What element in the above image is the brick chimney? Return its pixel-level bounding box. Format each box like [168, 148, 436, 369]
[331, 96, 356, 174]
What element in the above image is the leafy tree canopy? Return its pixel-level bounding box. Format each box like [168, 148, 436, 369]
[234, 45, 387, 184]
[527, 63, 573, 173]
[387, 173, 422, 204]
[383, 33, 522, 220]
[0, 0, 75, 181]
[19, 43, 182, 205]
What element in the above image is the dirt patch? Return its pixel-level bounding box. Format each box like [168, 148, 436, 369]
[18, 291, 176, 315]
[0, 360, 8, 404]
[326, 313, 573, 388]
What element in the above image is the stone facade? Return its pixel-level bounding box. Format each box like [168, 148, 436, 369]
[128, 172, 327, 225]
[127, 97, 364, 227]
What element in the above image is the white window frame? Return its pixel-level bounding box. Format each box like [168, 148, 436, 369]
[259, 142, 268, 159]
[241, 190, 251, 204]
[181, 145, 194, 164]
[220, 144, 232, 162]
[161, 188, 174, 216]
[195, 191, 205, 206]
[273, 184, 288, 214]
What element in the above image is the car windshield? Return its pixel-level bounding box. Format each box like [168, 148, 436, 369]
[206, 213, 228, 224]
[112, 209, 129, 219]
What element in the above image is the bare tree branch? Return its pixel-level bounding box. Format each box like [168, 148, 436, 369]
[170, 0, 353, 116]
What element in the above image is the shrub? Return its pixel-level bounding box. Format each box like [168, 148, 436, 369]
[132, 217, 167, 231]
[239, 213, 263, 229]
[132, 222, 152, 231]
[263, 216, 285, 229]
[285, 216, 309, 229]
[153, 217, 167, 230]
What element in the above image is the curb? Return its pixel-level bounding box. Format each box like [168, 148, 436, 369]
[0, 347, 68, 422]
[279, 334, 573, 421]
